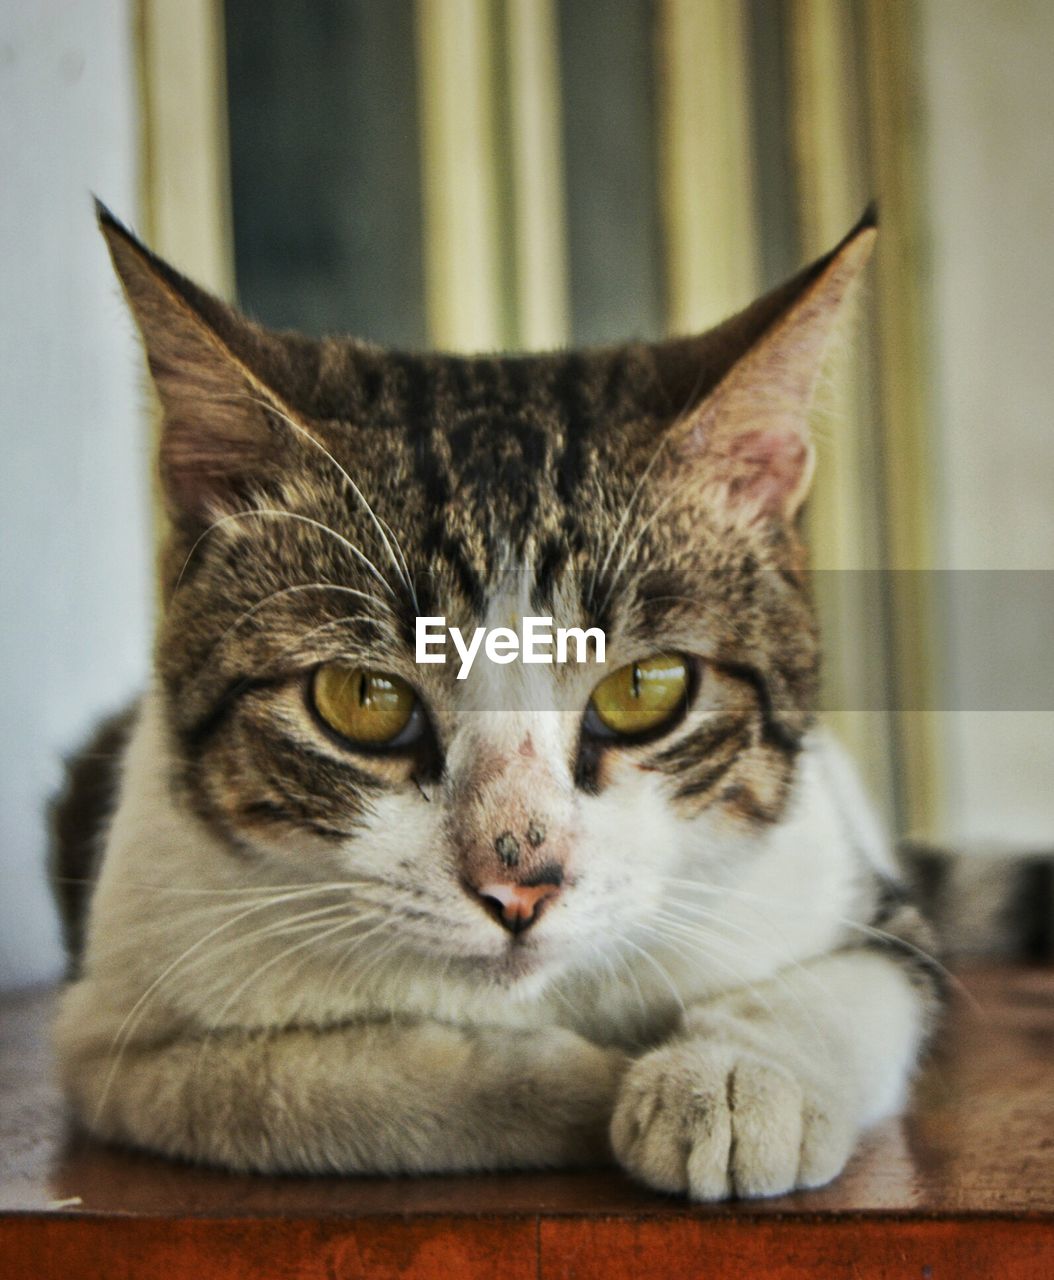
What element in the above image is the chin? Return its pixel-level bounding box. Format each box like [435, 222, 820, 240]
[461, 938, 554, 994]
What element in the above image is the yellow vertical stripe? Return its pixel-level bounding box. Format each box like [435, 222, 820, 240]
[137, 0, 234, 584]
[416, 0, 505, 352]
[790, 0, 867, 571]
[137, 0, 233, 295]
[788, 0, 895, 817]
[864, 0, 942, 838]
[658, 0, 758, 333]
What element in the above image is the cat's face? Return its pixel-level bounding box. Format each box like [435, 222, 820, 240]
[100, 205, 873, 993]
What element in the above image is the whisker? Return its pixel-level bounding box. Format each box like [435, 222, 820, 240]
[658, 875, 971, 1012]
[187, 911, 394, 1082]
[209, 581, 395, 656]
[587, 437, 669, 611]
[629, 594, 754, 647]
[598, 941, 650, 1025]
[204, 909, 389, 1033]
[93, 886, 372, 1122]
[642, 912, 828, 1043]
[629, 919, 815, 1043]
[596, 465, 740, 619]
[240, 613, 402, 676]
[75, 875, 402, 900]
[186, 902, 366, 978]
[175, 508, 396, 598]
[612, 932, 687, 1018]
[650, 906, 788, 957]
[244, 397, 418, 613]
[316, 913, 396, 1004]
[835, 918, 979, 1013]
[634, 916, 758, 992]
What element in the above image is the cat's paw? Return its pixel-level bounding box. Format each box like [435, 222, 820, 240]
[610, 1042, 854, 1200]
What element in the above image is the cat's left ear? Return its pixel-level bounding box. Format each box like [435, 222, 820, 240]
[662, 214, 877, 523]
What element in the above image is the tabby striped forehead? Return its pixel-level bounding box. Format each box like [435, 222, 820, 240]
[156, 330, 821, 765]
[310, 343, 675, 609]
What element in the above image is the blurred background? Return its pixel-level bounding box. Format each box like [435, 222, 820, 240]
[2, 0, 1052, 990]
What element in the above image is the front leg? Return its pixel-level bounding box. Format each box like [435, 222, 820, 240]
[611, 943, 940, 1200]
[56, 1004, 626, 1174]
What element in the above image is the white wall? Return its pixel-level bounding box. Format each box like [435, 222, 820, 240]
[921, 0, 1054, 846]
[0, 0, 151, 988]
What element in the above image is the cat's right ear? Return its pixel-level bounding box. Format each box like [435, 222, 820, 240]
[96, 201, 286, 525]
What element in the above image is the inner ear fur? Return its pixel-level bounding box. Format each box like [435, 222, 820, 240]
[654, 211, 877, 523]
[96, 202, 294, 524]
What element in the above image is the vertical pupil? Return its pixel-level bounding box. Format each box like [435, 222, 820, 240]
[630, 664, 642, 698]
[358, 672, 370, 707]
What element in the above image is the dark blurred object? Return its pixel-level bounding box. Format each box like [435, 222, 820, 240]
[47, 706, 137, 976]
[902, 841, 1054, 961]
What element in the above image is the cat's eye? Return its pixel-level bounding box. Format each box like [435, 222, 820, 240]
[312, 662, 419, 748]
[587, 654, 690, 738]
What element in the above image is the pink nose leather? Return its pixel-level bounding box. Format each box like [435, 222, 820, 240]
[474, 881, 561, 934]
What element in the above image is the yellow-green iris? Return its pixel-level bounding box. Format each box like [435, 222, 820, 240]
[313, 663, 416, 746]
[590, 654, 690, 736]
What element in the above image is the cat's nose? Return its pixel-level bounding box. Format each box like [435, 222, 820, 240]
[471, 874, 562, 935]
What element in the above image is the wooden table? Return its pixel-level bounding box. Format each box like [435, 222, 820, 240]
[2, 966, 1053, 1277]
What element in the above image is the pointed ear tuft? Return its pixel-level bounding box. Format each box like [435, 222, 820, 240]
[96, 206, 286, 524]
[663, 216, 876, 523]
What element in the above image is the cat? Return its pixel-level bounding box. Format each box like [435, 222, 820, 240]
[51, 201, 942, 1199]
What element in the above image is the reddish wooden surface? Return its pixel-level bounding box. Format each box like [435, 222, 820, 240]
[541, 1218, 1054, 1280]
[2, 966, 1053, 1276]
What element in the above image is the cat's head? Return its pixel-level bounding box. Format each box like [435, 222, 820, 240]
[100, 203, 874, 993]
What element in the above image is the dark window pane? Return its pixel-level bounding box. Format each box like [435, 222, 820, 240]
[557, 0, 664, 345]
[747, 0, 801, 290]
[225, 0, 426, 347]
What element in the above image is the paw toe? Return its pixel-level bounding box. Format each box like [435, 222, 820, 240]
[682, 1082, 733, 1200]
[798, 1100, 854, 1189]
[725, 1059, 803, 1198]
